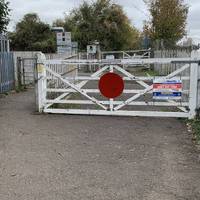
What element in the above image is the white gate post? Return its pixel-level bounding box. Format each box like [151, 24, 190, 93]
[189, 50, 200, 119]
[198, 51, 200, 111]
[35, 52, 47, 112]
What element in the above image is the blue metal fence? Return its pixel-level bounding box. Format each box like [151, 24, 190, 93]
[0, 52, 15, 93]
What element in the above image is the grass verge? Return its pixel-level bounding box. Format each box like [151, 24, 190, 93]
[188, 119, 200, 145]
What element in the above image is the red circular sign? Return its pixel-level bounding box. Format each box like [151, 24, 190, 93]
[99, 72, 124, 98]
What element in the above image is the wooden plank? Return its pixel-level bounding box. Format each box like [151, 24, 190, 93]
[44, 108, 189, 118]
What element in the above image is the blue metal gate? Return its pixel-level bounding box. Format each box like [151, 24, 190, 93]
[0, 52, 15, 93]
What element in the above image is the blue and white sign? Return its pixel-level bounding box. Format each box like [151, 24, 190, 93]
[153, 79, 182, 100]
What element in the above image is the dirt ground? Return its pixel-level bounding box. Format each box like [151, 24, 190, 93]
[0, 89, 200, 200]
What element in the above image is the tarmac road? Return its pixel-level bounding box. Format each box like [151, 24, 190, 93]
[0, 90, 200, 200]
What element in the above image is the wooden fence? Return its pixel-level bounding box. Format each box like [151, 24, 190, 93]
[154, 49, 191, 75]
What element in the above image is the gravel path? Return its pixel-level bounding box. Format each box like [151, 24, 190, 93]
[0, 90, 200, 200]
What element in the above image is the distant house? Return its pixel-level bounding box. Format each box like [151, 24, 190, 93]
[178, 37, 200, 50]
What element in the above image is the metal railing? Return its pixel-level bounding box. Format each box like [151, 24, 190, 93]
[0, 34, 10, 53]
[0, 52, 15, 93]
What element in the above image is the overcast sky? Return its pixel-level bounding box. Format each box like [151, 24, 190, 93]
[8, 0, 200, 42]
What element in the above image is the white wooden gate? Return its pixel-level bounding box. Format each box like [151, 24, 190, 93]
[36, 51, 200, 119]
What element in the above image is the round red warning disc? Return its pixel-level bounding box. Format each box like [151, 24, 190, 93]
[99, 72, 124, 98]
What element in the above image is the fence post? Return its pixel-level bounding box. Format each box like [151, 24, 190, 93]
[197, 50, 200, 114]
[17, 57, 22, 89]
[189, 50, 200, 119]
[35, 52, 46, 112]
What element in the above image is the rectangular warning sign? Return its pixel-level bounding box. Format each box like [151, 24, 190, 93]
[153, 79, 182, 100]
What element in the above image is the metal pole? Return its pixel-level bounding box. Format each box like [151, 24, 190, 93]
[109, 65, 114, 111]
[7, 39, 10, 52]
